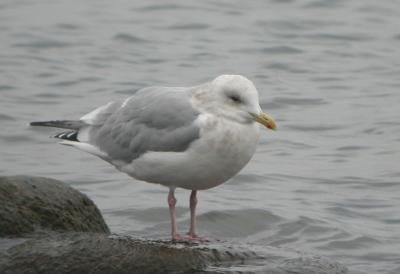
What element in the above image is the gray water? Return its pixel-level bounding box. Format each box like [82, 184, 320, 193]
[1, 0, 400, 273]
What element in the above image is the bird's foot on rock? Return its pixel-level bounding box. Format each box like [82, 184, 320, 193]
[171, 233, 188, 242]
[186, 233, 209, 242]
[171, 233, 209, 243]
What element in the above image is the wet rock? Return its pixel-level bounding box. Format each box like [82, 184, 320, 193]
[0, 233, 348, 274]
[0, 233, 206, 274]
[0, 176, 109, 236]
[0, 176, 347, 273]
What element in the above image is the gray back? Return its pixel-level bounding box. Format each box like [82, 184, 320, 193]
[88, 87, 200, 163]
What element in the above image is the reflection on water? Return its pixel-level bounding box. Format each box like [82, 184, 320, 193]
[1, 0, 400, 273]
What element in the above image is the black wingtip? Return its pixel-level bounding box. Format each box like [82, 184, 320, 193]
[29, 120, 84, 129]
[53, 131, 79, 141]
[30, 121, 44, 126]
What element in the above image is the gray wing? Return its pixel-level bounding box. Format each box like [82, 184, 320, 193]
[83, 86, 200, 163]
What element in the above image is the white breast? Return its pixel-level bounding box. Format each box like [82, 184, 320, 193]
[121, 114, 260, 190]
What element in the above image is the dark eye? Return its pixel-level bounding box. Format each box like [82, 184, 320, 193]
[229, 94, 241, 103]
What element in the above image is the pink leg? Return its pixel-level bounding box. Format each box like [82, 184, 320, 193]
[168, 189, 207, 242]
[168, 188, 180, 240]
[188, 190, 198, 237]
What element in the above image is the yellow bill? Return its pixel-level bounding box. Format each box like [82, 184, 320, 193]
[254, 112, 277, 130]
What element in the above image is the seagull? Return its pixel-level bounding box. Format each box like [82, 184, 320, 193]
[30, 75, 276, 241]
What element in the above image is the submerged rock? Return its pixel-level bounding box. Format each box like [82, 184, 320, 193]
[0, 176, 109, 237]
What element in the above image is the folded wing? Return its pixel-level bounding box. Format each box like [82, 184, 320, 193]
[80, 86, 201, 163]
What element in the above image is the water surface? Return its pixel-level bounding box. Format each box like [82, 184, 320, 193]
[1, 1, 400, 273]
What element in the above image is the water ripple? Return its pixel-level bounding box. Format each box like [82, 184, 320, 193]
[54, 23, 82, 30]
[49, 77, 101, 87]
[0, 114, 15, 121]
[322, 236, 381, 250]
[138, 4, 193, 11]
[113, 33, 149, 44]
[13, 39, 74, 49]
[0, 85, 15, 91]
[234, 46, 304, 55]
[266, 62, 311, 74]
[167, 23, 210, 30]
[286, 124, 345, 132]
[306, 33, 372, 42]
[199, 209, 282, 237]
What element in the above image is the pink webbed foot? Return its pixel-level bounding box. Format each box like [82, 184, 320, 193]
[171, 233, 186, 241]
[171, 233, 209, 243]
[186, 233, 209, 242]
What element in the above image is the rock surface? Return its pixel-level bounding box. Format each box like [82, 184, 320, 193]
[0, 176, 109, 237]
[0, 176, 348, 274]
[0, 233, 348, 274]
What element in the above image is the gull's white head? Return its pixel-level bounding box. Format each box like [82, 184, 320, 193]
[195, 75, 276, 130]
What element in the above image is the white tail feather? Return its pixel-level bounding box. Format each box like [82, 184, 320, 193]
[59, 141, 109, 160]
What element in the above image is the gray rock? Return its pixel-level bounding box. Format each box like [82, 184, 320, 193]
[0, 233, 206, 274]
[0, 176, 109, 236]
[0, 233, 348, 274]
